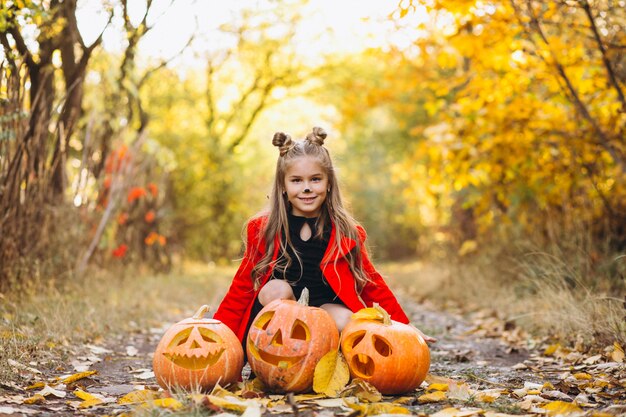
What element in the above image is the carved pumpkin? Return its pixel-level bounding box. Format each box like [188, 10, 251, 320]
[247, 288, 339, 393]
[153, 305, 243, 392]
[340, 305, 430, 394]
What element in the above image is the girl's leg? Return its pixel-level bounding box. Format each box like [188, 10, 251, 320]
[320, 303, 353, 332]
[258, 279, 295, 306]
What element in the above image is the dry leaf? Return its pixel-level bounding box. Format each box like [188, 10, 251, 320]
[342, 378, 382, 402]
[611, 342, 624, 362]
[23, 394, 45, 405]
[7, 359, 42, 374]
[431, 407, 483, 417]
[313, 349, 350, 397]
[541, 400, 583, 415]
[427, 382, 450, 392]
[37, 384, 66, 398]
[60, 370, 98, 384]
[141, 397, 183, 410]
[347, 401, 410, 416]
[351, 307, 384, 321]
[418, 390, 447, 403]
[448, 382, 473, 401]
[117, 389, 160, 404]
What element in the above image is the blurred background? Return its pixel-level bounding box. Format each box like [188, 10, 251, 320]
[1, 0, 625, 342]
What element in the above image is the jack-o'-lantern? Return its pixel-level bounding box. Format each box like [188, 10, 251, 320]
[340, 304, 430, 394]
[247, 288, 339, 393]
[153, 305, 243, 392]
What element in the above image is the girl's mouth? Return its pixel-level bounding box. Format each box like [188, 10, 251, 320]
[299, 196, 316, 203]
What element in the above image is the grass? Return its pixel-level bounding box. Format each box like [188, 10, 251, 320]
[384, 240, 626, 348]
[0, 262, 236, 387]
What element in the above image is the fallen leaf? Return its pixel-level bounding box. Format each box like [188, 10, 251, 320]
[0, 406, 39, 415]
[118, 389, 160, 404]
[347, 401, 410, 416]
[38, 384, 66, 398]
[341, 379, 382, 403]
[351, 307, 384, 322]
[427, 383, 450, 392]
[541, 400, 583, 415]
[418, 390, 447, 403]
[7, 359, 42, 374]
[542, 390, 573, 401]
[142, 397, 183, 410]
[60, 370, 98, 384]
[610, 342, 624, 362]
[313, 349, 350, 397]
[133, 370, 155, 380]
[311, 398, 346, 407]
[126, 346, 139, 356]
[23, 394, 45, 405]
[431, 407, 483, 417]
[448, 382, 473, 401]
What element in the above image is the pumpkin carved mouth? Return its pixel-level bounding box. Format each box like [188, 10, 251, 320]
[350, 353, 375, 377]
[163, 348, 225, 370]
[247, 339, 305, 369]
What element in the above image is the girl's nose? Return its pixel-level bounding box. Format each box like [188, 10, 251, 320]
[303, 187, 312, 193]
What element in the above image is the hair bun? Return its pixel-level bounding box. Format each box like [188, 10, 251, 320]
[305, 127, 327, 146]
[272, 132, 294, 156]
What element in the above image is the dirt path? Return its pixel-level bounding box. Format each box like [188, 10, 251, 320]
[2, 294, 625, 416]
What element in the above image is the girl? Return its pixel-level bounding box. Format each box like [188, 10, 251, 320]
[214, 127, 434, 346]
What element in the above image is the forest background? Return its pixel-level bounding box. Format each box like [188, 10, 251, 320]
[1, 0, 625, 351]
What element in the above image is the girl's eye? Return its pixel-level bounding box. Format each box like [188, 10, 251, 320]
[312, 177, 321, 182]
[292, 179, 301, 183]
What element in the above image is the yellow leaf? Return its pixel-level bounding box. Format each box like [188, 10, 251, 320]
[611, 342, 624, 362]
[427, 383, 450, 392]
[541, 401, 583, 415]
[204, 395, 251, 413]
[62, 371, 98, 384]
[418, 390, 447, 403]
[313, 349, 350, 397]
[544, 344, 561, 356]
[74, 389, 104, 408]
[573, 373, 592, 380]
[79, 398, 104, 409]
[347, 402, 410, 416]
[23, 394, 45, 404]
[26, 382, 46, 390]
[351, 307, 384, 321]
[118, 389, 160, 404]
[142, 397, 183, 410]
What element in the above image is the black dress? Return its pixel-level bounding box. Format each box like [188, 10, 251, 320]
[242, 213, 345, 346]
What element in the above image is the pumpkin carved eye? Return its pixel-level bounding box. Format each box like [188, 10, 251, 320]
[254, 311, 275, 330]
[290, 319, 309, 340]
[343, 330, 366, 352]
[373, 335, 392, 357]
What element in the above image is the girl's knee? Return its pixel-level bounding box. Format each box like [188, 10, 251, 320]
[321, 303, 353, 332]
[258, 280, 295, 305]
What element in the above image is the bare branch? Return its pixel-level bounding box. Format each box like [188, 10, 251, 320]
[580, 0, 626, 111]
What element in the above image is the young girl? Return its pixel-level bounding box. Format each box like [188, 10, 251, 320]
[213, 127, 434, 346]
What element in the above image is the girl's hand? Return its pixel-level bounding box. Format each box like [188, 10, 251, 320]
[410, 324, 437, 344]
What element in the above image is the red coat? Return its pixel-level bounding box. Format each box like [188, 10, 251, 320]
[213, 215, 410, 342]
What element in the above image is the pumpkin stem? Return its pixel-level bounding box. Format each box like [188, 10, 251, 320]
[298, 288, 310, 306]
[373, 303, 392, 326]
[192, 305, 211, 319]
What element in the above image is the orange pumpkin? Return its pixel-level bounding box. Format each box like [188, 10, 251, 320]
[340, 304, 430, 394]
[153, 305, 243, 392]
[247, 288, 339, 393]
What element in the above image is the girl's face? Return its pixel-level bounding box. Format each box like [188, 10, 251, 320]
[284, 156, 329, 218]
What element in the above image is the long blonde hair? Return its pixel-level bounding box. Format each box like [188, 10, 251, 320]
[250, 127, 370, 291]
